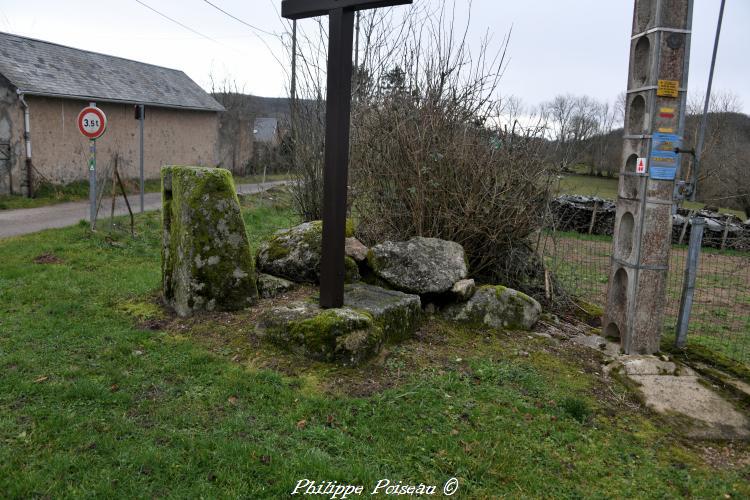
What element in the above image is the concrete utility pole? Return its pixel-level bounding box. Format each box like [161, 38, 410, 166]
[603, 0, 694, 354]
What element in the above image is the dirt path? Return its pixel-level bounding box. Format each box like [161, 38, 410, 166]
[0, 181, 286, 239]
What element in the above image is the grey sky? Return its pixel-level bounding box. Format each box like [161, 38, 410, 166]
[1, 1, 747, 112]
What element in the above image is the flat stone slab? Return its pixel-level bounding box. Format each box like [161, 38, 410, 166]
[571, 334, 621, 358]
[630, 375, 749, 440]
[344, 283, 421, 343]
[258, 283, 421, 365]
[621, 355, 678, 376]
[570, 332, 749, 440]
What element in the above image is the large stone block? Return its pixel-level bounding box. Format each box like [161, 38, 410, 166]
[443, 285, 542, 331]
[258, 283, 421, 365]
[343, 283, 421, 343]
[367, 237, 468, 295]
[162, 166, 257, 317]
[256, 220, 359, 284]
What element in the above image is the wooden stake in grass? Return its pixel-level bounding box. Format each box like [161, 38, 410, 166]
[108, 154, 135, 237]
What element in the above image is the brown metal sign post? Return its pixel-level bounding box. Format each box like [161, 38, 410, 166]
[282, 0, 412, 308]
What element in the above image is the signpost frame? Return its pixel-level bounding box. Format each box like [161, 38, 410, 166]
[77, 103, 107, 230]
[281, 0, 413, 308]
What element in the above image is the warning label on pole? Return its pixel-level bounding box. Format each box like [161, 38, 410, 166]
[636, 157, 647, 175]
[657, 80, 679, 98]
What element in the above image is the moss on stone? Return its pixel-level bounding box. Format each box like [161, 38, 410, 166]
[162, 166, 257, 316]
[300, 221, 323, 251]
[493, 285, 534, 330]
[444, 284, 541, 331]
[262, 303, 375, 363]
[290, 309, 367, 357]
[264, 237, 292, 262]
[344, 283, 421, 343]
[365, 248, 381, 273]
[262, 285, 420, 365]
[344, 256, 360, 283]
[257, 220, 360, 284]
[574, 299, 604, 321]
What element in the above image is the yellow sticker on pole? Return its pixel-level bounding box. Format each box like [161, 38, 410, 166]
[657, 80, 679, 98]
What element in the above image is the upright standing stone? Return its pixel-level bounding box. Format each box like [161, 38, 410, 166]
[604, 0, 692, 353]
[162, 166, 257, 317]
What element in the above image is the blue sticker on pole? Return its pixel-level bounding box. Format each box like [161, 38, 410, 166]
[649, 133, 681, 180]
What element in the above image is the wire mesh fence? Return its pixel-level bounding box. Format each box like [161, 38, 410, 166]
[540, 227, 750, 366]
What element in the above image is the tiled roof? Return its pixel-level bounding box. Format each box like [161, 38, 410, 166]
[0, 31, 224, 112]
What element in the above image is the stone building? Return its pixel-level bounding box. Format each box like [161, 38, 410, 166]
[0, 31, 224, 195]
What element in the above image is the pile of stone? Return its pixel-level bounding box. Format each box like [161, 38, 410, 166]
[549, 195, 616, 236]
[255, 226, 542, 365]
[672, 209, 750, 251]
[549, 194, 750, 251]
[160, 166, 543, 366]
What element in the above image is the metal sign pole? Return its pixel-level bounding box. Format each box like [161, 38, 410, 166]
[78, 101, 106, 230]
[675, 217, 706, 348]
[690, 0, 726, 202]
[89, 138, 97, 230]
[139, 104, 145, 213]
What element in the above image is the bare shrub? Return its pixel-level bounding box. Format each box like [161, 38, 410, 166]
[347, 4, 558, 299]
[285, 2, 560, 302]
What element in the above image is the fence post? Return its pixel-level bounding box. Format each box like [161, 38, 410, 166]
[675, 217, 706, 348]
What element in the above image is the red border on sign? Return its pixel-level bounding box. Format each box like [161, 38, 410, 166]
[77, 107, 107, 139]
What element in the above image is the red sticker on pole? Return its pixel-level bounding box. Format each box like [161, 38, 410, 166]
[636, 157, 647, 175]
[77, 105, 107, 139]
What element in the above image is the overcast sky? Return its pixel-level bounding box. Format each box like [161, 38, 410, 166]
[1, 0, 747, 113]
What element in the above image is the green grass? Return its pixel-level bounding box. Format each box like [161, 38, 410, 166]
[1, 195, 749, 497]
[557, 173, 747, 219]
[0, 172, 291, 211]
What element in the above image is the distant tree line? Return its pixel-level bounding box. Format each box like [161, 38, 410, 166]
[534, 91, 750, 216]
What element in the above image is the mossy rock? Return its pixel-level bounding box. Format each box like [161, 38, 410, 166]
[161, 166, 257, 317]
[574, 299, 604, 325]
[443, 285, 542, 331]
[258, 283, 421, 365]
[256, 220, 359, 284]
[367, 237, 468, 295]
[256, 273, 296, 299]
[259, 301, 381, 365]
[344, 283, 421, 343]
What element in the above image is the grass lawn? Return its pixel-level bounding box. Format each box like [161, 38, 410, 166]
[1, 193, 749, 497]
[0, 172, 290, 211]
[557, 174, 747, 219]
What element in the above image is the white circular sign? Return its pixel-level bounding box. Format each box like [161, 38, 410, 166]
[77, 106, 107, 139]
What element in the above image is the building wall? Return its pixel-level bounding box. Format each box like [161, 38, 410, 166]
[0, 92, 220, 194]
[0, 78, 25, 195]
